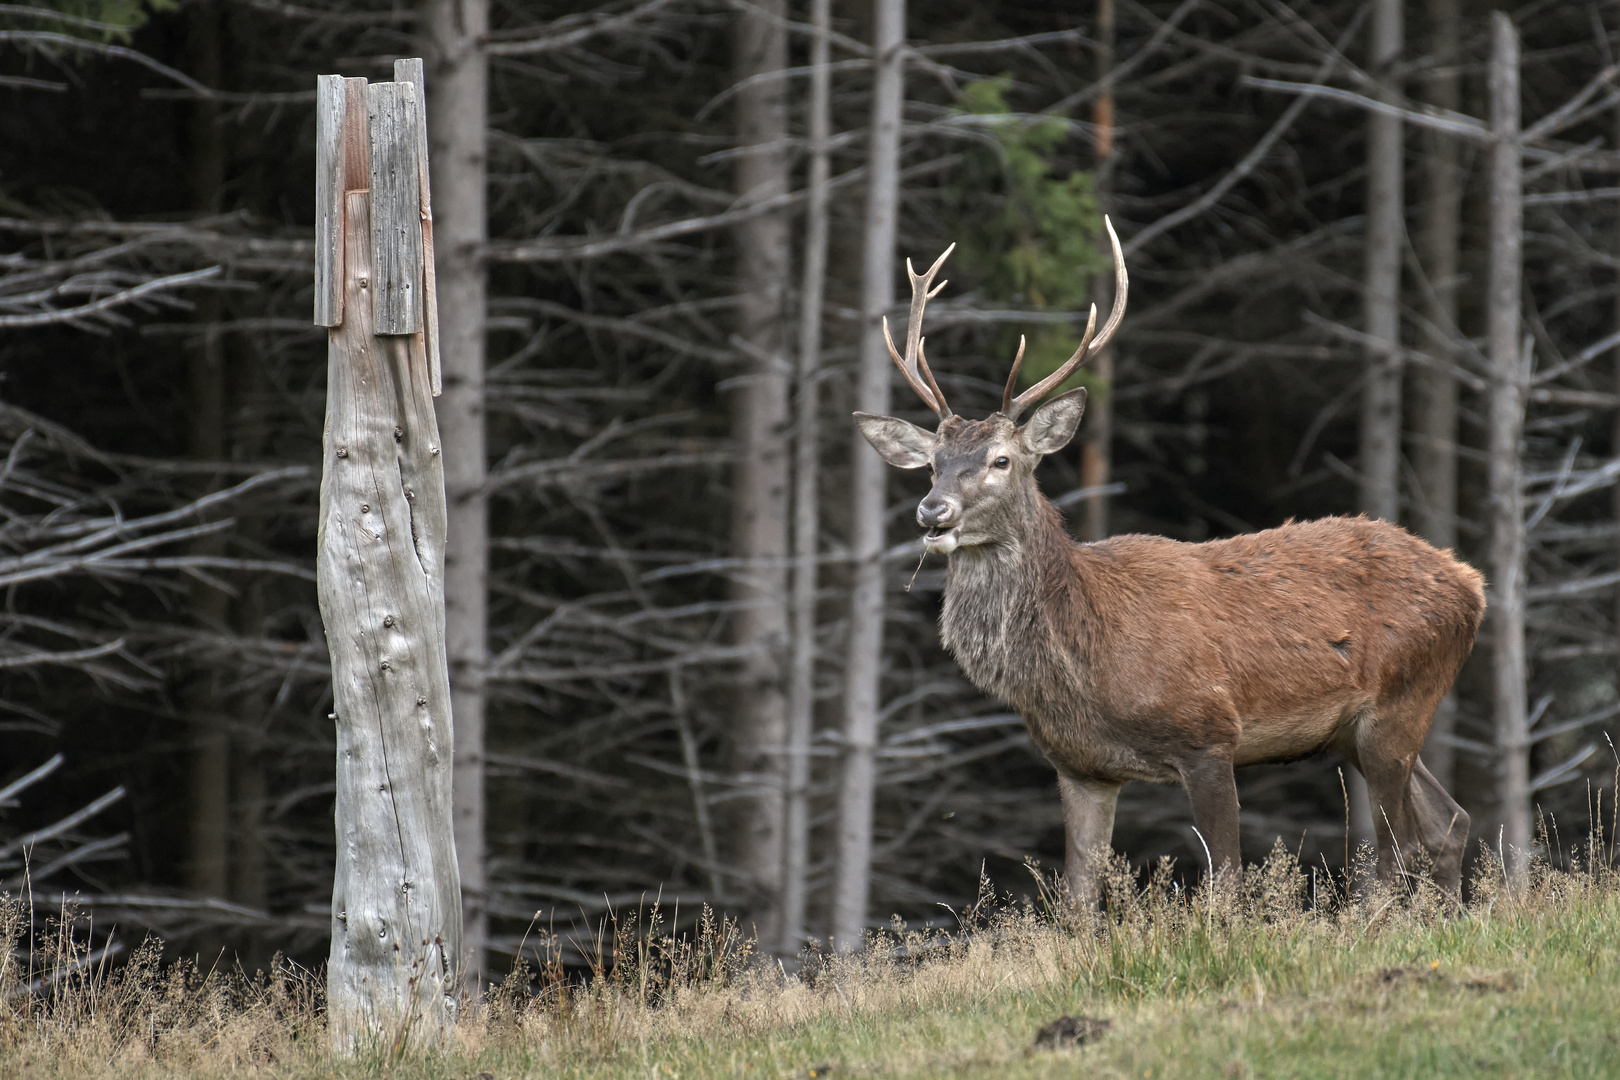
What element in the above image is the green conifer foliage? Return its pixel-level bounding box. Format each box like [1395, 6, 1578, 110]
[947, 76, 1105, 399]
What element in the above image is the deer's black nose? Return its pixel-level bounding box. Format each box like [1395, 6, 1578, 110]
[918, 496, 957, 528]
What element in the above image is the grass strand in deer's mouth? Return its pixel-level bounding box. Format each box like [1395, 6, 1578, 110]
[923, 525, 959, 554]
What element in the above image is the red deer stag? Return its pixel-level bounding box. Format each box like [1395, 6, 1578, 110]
[854, 219, 1484, 903]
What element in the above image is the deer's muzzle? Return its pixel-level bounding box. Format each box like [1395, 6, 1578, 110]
[918, 494, 961, 554]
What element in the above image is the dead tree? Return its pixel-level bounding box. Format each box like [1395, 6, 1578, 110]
[730, 0, 793, 948]
[1348, 0, 1406, 850]
[1080, 0, 1116, 543]
[1360, 0, 1405, 526]
[1608, 97, 1620, 770]
[1413, 0, 1462, 791]
[783, 0, 833, 958]
[835, 0, 907, 952]
[181, 0, 231, 905]
[1486, 13, 1530, 873]
[314, 65, 460, 1049]
[422, 0, 490, 992]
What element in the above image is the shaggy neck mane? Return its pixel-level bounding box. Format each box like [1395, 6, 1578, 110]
[938, 480, 1090, 712]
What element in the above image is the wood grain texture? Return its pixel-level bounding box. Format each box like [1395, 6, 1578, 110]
[394, 57, 442, 395]
[314, 74, 345, 327]
[342, 77, 369, 192]
[320, 188, 459, 1050]
[367, 81, 423, 336]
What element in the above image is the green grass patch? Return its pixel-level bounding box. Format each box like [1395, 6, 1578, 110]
[5, 850, 1619, 1078]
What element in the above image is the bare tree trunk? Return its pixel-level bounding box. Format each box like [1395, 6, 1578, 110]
[783, 0, 832, 958]
[1613, 105, 1620, 674]
[1360, 0, 1404, 523]
[423, 0, 488, 989]
[834, 0, 905, 951]
[186, 333, 229, 900]
[233, 740, 267, 908]
[1487, 12, 1530, 875]
[185, 0, 229, 900]
[234, 347, 274, 931]
[1080, 0, 1115, 543]
[318, 73, 460, 1049]
[730, 0, 793, 949]
[1414, 0, 1461, 789]
[1351, 0, 1405, 849]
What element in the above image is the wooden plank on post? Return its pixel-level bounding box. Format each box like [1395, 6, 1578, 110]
[367, 80, 423, 336]
[395, 57, 442, 396]
[314, 74, 346, 327]
[342, 77, 369, 192]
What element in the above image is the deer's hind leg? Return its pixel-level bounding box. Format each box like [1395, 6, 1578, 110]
[1344, 693, 1461, 894]
[1407, 757, 1469, 896]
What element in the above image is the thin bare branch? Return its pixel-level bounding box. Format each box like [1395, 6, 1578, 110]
[487, 0, 680, 56]
[0, 266, 222, 328]
[0, 787, 126, 862]
[0, 754, 64, 808]
[1240, 76, 1491, 142]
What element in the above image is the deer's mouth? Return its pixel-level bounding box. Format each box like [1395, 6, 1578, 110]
[922, 525, 960, 554]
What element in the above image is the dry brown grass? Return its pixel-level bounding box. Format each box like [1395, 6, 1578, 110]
[4, 835, 1618, 1078]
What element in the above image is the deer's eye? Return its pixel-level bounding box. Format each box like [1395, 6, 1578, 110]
[993, 456, 1010, 470]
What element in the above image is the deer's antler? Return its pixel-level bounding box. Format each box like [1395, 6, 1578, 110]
[883, 243, 955, 419]
[1003, 216, 1128, 422]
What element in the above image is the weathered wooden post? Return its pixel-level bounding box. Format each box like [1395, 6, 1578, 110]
[314, 59, 459, 1052]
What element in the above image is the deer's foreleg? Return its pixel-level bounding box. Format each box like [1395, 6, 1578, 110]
[1178, 750, 1242, 880]
[1058, 774, 1121, 908]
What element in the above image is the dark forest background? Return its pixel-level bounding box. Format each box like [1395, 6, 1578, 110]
[2, 0, 1619, 977]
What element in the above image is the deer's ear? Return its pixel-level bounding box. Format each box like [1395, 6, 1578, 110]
[854, 412, 936, 469]
[1021, 387, 1087, 455]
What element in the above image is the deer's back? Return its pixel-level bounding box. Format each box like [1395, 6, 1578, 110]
[1069, 516, 1484, 768]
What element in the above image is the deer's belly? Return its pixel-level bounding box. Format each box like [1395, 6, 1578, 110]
[1022, 708, 1183, 784]
[1232, 698, 1360, 765]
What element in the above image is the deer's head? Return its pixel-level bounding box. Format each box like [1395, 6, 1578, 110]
[855, 219, 1128, 555]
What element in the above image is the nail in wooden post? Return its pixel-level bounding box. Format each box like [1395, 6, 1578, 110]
[394, 57, 442, 396]
[314, 74, 346, 327]
[367, 80, 423, 336]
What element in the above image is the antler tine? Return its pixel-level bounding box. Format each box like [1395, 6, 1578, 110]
[1086, 216, 1129, 356]
[883, 316, 942, 416]
[1007, 304, 1097, 421]
[887, 243, 955, 419]
[999, 335, 1026, 415]
[916, 337, 950, 417]
[1003, 216, 1128, 421]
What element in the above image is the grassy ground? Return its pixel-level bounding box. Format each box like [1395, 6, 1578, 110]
[4, 848, 1619, 1079]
